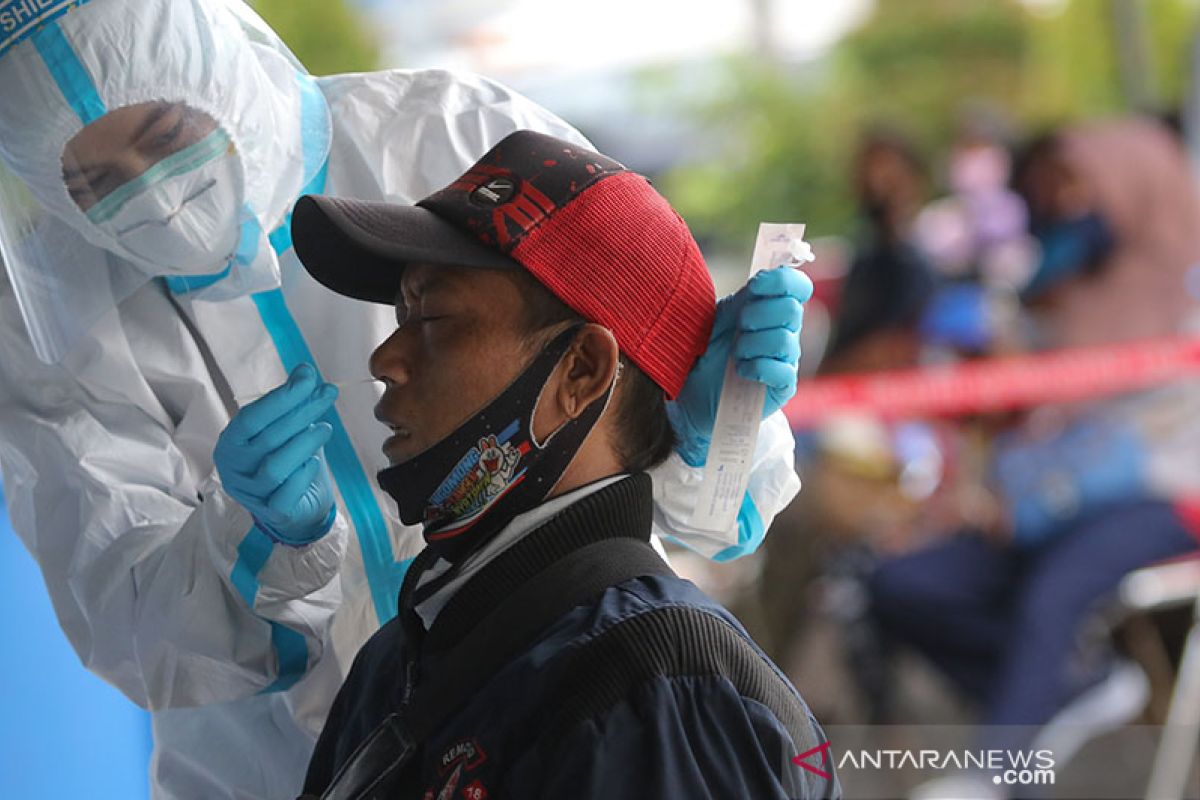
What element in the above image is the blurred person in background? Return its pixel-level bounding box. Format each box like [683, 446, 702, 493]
[870, 116, 1200, 798]
[822, 127, 938, 375]
[748, 128, 952, 725]
[913, 104, 1032, 291]
[0, 1, 809, 797]
[915, 105, 1032, 361]
[758, 117, 1035, 732]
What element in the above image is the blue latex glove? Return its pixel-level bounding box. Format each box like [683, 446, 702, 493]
[214, 364, 339, 546]
[668, 266, 813, 467]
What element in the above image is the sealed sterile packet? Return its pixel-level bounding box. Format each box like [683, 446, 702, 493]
[689, 222, 813, 533]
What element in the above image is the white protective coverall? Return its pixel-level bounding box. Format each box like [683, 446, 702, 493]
[0, 1, 800, 797]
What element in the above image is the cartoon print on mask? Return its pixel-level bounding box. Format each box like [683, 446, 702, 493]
[379, 324, 614, 563]
[424, 423, 528, 533]
[479, 434, 522, 497]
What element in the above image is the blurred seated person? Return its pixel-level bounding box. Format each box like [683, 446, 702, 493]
[870, 118, 1200, 794]
[752, 129, 981, 707]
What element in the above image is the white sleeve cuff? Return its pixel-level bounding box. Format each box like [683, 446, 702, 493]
[203, 479, 348, 607]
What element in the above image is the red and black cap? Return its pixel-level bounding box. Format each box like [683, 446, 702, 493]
[292, 130, 716, 398]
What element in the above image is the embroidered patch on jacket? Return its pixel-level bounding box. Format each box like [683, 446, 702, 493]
[461, 779, 489, 800]
[434, 763, 463, 800]
[438, 737, 489, 776]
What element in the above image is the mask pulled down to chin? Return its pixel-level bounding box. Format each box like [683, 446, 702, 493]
[377, 324, 615, 565]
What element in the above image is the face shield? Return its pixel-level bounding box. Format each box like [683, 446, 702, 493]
[216, 0, 309, 73]
[62, 103, 245, 273]
[0, 0, 331, 364]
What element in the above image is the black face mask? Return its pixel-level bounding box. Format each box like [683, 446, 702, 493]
[377, 324, 613, 564]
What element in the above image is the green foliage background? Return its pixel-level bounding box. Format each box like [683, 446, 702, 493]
[250, 0, 381, 75]
[243, 0, 1198, 257]
[660, 0, 1200, 255]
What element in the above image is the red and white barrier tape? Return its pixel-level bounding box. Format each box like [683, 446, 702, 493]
[785, 336, 1200, 428]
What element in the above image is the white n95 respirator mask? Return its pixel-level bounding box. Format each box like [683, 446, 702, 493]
[84, 127, 245, 275]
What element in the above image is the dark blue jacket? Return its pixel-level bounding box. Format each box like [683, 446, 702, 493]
[304, 474, 838, 799]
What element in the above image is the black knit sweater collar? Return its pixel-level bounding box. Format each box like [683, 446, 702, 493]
[397, 472, 654, 654]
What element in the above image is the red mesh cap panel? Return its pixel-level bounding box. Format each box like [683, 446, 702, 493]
[512, 172, 716, 398]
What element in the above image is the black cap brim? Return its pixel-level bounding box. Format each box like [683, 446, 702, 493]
[291, 195, 522, 305]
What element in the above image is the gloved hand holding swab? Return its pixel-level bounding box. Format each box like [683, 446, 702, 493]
[235, 377, 377, 405]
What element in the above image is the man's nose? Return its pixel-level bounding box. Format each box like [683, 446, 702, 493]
[369, 328, 414, 387]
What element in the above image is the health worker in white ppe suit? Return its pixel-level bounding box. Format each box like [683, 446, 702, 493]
[0, 1, 809, 797]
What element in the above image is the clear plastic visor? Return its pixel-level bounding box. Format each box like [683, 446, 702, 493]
[0, 102, 231, 363]
[62, 102, 221, 217]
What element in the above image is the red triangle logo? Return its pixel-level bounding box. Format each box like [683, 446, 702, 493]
[792, 741, 833, 780]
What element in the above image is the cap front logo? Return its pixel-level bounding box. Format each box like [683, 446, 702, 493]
[470, 178, 516, 207]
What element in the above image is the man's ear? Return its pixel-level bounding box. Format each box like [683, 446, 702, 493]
[532, 324, 620, 441]
[558, 324, 620, 419]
